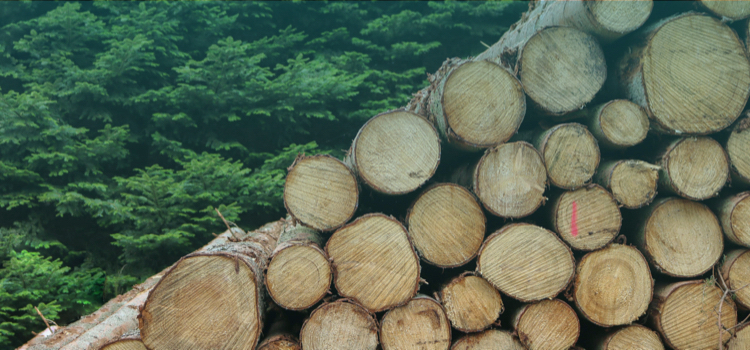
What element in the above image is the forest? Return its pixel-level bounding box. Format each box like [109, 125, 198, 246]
[0, 1, 527, 347]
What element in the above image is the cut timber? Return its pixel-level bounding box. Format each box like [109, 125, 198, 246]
[284, 155, 358, 231]
[728, 323, 750, 350]
[473, 142, 547, 218]
[699, 0, 750, 21]
[549, 184, 622, 251]
[649, 281, 737, 349]
[618, 13, 750, 135]
[299, 300, 378, 350]
[477, 223, 575, 302]
[380, 295, 451, 350]
[511, 299, 580, 350]
[712, 191, 750, 247]
[265, 223, 331, 310]
[720, 249, 750, 310]
[477, 26, 606, 116]
[99, 338, 147, 350]
[535, 123, 600, 190]
[594, 160, 659, 209]
[406, 183, 486, 268]
[657, 137, 729, 201]
[632, 197, 723, 277]
[451, 329, 523, 350]
[256, 313, 300, 350]
[437, 273, 504, 333]
[573, 244, 653, 327]
[139, 222, 284, 350]
[425, 59, 526, 150]
[727, 116, 750, 187]
[326, 214, 420, 312]
[569, 100, 649, 150]
[346, 110, 440, 195]
[591, 325, 664, 350]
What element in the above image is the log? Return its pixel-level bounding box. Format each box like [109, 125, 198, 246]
[406, 183, 486, 268]
[284, 154, 358, 231]
[380, 295, 451, 350]
[256, 313, 301, 350]
[649, 280, 737, 349]
[590, 325, 664, 350]
[699, 1, 750, 21]
[719, 249, 750, 310]
[657, 136, 729, 201]
[265, 223, 331, 311]
[567, 100, 649, 150]
[631, 197, 723, 278]
[712, 191, 750, 247]
[534, 123, 600, 190]
[326, 213, 420, 312]
[451, 329, 523, 350]
[727, 115, 750, 187]
[511, 299, 580, 350]
[437, 272, 504, 333]
[617, 12, 750, 135]
[477, 26, 606, 116]
[477, 223, 575, 302]
[573, 244, 653, 327]
[299, 300, 379, 350]
[728, 323, 750, 350]
[471, 141, 547, 218]
[548, 184, 622, 251]
[345, 110, 440, 195]
[138, 222, 285, 350]
[98, 337, 147, 350]
[594, 159, 659, 209]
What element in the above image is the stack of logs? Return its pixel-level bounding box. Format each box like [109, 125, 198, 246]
[21, 1, 750, 349]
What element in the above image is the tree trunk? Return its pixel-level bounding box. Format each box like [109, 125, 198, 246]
[590, 325, 664, 350]
[594, 159, 659, 209]
[699, 0, 750, 21]
[436, 272, 503, 333]
[566, 100, 649, 150]
[451, 329, 523, 350]
[510, 299, 580, 350]
[534, 123, 600, 190]
[711, 191, 750, 247]
[477, 223, 575, 302]
[573, 244, 653, 327]
[617, 13, 750, 135]
[344, 110, 440, 195]
[265, 223, 331, 311]
[138, 222, 285, 350]
[631, 197, 723, 278]
[727, 115, 750, 188]
[656, 136, 729, 201]
[728, 323, 750, 350]
[406, 183, 486, 268]
[719, 248, 750, 310]
[284, 154, 358, 232]
[649, 280, 737, 350]
[380, 295, 452, 350]
[98, 337, 147, 350]
[326, 213, 421, 312]
[298, 299, 379, 350]
[548, 184, 622, 251]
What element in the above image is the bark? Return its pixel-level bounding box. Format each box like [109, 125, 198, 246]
[326, 213, 421, 312]
[534, 123, 600, 190]
[450, 329, 523, 350]
[565, 100, 649, 150]
[589, 325, 664, 350]
[616, 12, 750, 135]
[510, 299, 580, 350]
[719, 248, 750, 310]
[476, 223, 575, 302]
[593, 159, 659, 209]
[727, 115, 750, 188]
[265, 222, 331, 311]
[406, 183, 486, 268]
[284, 154, 359, 231]
[98, 337, 147, 350]
[298, 299, 379, 350]
[344, 110, 440, 195]
[380, 295, 451, 350]
[547, 184, 621, 251]
[656, 136, 729, 201]
[630, 197, 723, 277]
[435, 272, 503, 333]
[138, 221, 285, 350]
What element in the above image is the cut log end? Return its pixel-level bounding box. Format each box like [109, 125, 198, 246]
[99, 338, 148, 350]
[451, 329, 524, 350]
[439, 274, 503, 333]
[720, 249, 750, 310]
[256, 335, 300, 350]
[607, 160, 659, 209]
[553, 185, 621, 251]
[474, 142, 547, 218]
[660, 137, 728, 201]
[351, 111, 440, 194]
[407, 183, 485, 268]
[596, 100, 649, 148]
[587, 1, 653, 36]
[574, 244, 653, 327]
[520, 27, 606, 115]
[327, 214, 420, 312]
[715, 191, 750, 246]
[699, 0, 750, 21]
[299, 301, 379, 350]
[514, 299, 580, 350]
[380, 296, 451, 350]
[728, 117, 750, 185]
[729, 323, 750, 350]
[538, 123, 600, 190]
[266, 245, 331, 310]
[478, 223, 574, 302]
[597, 325, 664, 350]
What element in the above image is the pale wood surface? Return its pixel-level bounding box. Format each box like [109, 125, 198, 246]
[536, 123, 600, 190]
[658, 136, 728, 201]
[99, 338, 147, 350]
[451, 329, 523, 350]
[550, 184, 621, 251]
[299, 300, 378, 350]
[727, 116, 750, 187]
[380, 295, 451, 350]
[513, 299, 579, 350]
[595, 160, 659, 209]
[713, 191, 750, 247]
[591, 325, 664, 350]
[438, 273, 503, 333]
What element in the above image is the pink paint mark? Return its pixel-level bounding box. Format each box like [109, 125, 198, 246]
[571, 201, 579, 237]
